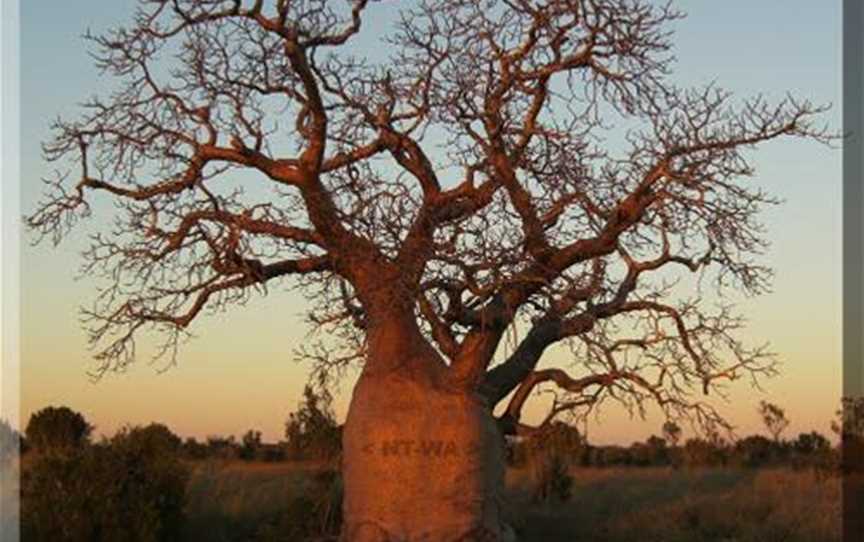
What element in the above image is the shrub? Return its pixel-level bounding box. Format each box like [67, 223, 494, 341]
[206, 435, 240, 460]
[25, 406, 92, 454]
[258, 443, 287, 462]
[682, 438, 726, 468]
[240, 429, 263, 461]
[733, 435, 779, 468]
[21, 423, 189, 542]
[285, 385, 341, 461]
[522, 423, 580, 503]
[532, 454, 574, 503]
[759, 401, 790, 443]
[181, 437, 210, 460]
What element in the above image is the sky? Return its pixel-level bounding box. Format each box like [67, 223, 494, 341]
[11, 1, 842, 445]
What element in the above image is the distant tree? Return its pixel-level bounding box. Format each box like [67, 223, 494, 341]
[628, 442, 651, 467]
[595, 445, 632, 467]
[758, 401, 790, 443]
[626, 436, 668, 467]
[662, 421, 682, 447]
[529, 421, 584, 458]
[682, 438, 725, 468]
[285, 385, 341, 461]
[789, 430, 833, 471]
[25, 406, 92, 454]
[181, 437, 209, 460]
[646, 435, 669, 466]
[258, 442, 287, 463]
[205, 435, 239, 460]
[240, 429, 263, 461]
[119, 423, 182, 455]
[793, 431, 831, 456]
[733, 435, 776, 468]
[661, 422, 683, 467]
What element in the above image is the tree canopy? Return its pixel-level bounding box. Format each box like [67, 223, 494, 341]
[25, 406, 92, 453]
[28, 0, 832, 436]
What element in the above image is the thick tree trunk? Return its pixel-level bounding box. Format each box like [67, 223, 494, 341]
[340, 320, 514, 542]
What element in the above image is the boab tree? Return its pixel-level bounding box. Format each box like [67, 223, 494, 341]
[28, 1, 830, 540]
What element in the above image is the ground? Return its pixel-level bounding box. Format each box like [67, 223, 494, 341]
[181, 461, 840, 542]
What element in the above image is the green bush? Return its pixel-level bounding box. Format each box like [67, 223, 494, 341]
[284, 385, 341, 461]
[25, 406, 92, 454]
[21, 423, 189, 542]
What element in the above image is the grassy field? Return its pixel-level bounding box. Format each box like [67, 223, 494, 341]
[183, 462, 840, 542]
[508, 466, 840, 542]
[183, 460, 342, 541]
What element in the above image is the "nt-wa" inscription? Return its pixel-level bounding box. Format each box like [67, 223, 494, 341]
[360, 440, 482, 458]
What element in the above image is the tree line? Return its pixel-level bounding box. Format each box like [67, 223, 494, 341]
[0, 396, 843, 495]
[508, 401, 836, 472]
[1, 384, 341, 465]
[0, 398, 842, 470]
[0, 386, 341, 541]
[0, 396, 852, 540]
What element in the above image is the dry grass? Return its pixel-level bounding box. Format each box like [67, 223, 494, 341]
[12, 449, 842, 540]
[182, 462, 841, 541]
[507, 466, 841, 542]
[183, 459, 339, 541]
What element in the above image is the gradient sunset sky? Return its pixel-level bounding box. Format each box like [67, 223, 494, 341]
[15, 1, 842, 445]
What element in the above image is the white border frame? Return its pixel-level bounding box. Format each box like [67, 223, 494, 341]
[1, 1, 21, 541]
